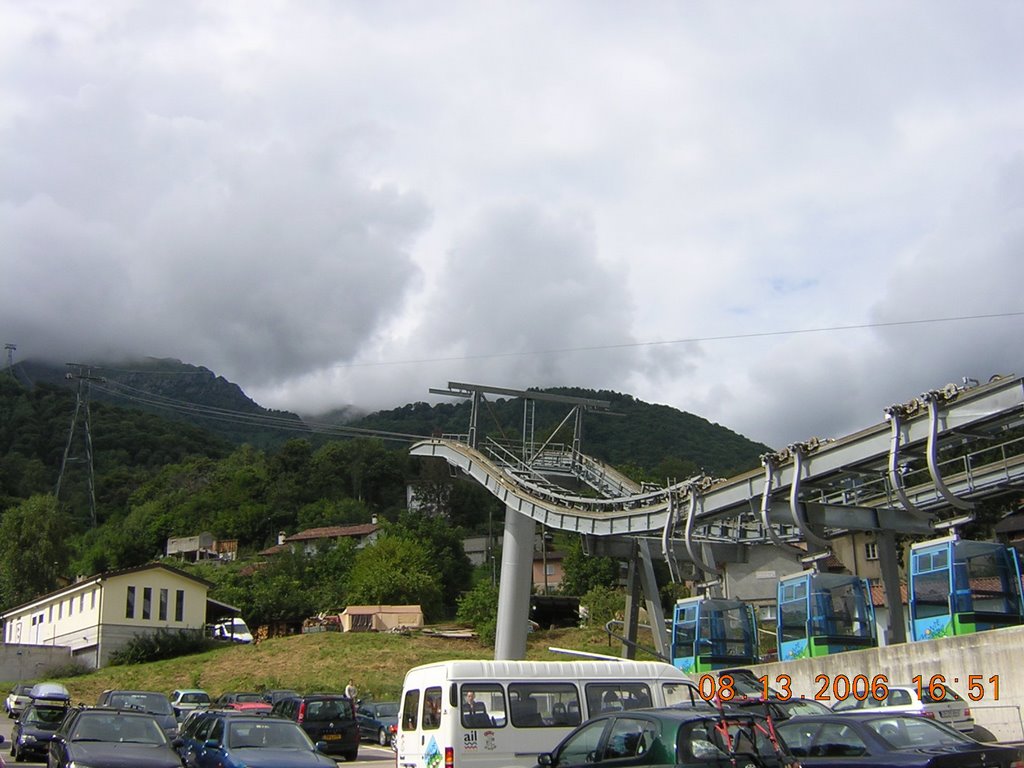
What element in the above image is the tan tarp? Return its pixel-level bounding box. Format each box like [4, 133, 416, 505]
[339, 604, 424, 632]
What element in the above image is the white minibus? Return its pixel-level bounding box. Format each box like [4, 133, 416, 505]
[395, 659, 704, 768]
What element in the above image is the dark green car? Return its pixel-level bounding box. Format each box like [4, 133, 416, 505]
[535, 708, 799, 768]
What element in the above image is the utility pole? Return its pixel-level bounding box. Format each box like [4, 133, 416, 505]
[56, 363, 105, 527]
[3, 343, 14, 372]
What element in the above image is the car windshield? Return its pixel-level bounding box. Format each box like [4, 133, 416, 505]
[866, 716, 969, 748]
[227, 720, 315, 749]
[24, 706, 66, 726]
[179, 692, 210, 704]
[234, 693, 265, 703]
[72, 713, 167, 744]
[374, 703, 399, 717]
[14, 685, 33, 696]
[108, 692, 173, 715]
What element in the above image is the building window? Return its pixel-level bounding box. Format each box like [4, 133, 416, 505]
[58, 602, 63, 619]
[142, 588, 152, 620]
[48, 606, 53, 622]
[68, 598, 73, 616]
[865, 542, 879, 561]
[91, 589, 96, 609]
[126, 586, 136, 619]
[159, 589, 168, 621]
[175, 590, 185, 622]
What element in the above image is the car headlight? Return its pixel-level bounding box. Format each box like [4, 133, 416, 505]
[19, 734, 36, 743]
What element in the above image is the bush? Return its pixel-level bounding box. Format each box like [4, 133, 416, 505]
[456, 581, 499, 645]
[40, 660, 91, 679]
[108, 628, 209, 666]
[579, 585, 625, 628]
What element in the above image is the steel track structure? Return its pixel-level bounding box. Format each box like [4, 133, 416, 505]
[411, 374, 1024, 659]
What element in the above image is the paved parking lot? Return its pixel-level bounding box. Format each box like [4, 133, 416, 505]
[0, 713, 396, 765]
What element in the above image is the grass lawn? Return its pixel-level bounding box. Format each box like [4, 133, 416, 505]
[16, 626, 662, 705]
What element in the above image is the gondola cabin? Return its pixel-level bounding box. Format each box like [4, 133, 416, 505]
[670, 596, 759, 674]
[776, 571, 876, 661]
[909, 536, 1024, 641]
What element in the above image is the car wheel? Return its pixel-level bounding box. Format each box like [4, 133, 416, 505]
[343, 748, 359, 761]
[378, 727, 389, 746]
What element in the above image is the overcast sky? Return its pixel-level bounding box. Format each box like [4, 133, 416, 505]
[3, 1, 1023, 449]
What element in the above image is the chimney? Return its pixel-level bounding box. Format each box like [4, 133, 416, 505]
[371, 514, 378, 526]
[278, 531, 287, 545]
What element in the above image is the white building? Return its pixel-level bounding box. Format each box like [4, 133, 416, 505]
[1, 563, 215, 669]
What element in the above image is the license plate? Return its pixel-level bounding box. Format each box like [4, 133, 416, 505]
[324, 733, 341, 740]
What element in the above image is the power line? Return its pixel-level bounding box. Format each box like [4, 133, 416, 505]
[326, 310, 1024, 369]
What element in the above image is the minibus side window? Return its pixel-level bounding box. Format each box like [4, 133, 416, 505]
[663, 681, 703, 709]
[585, 683, 653, 716]
[402, 689, 421, 731]
[461, 683, 506, 728]
[423, 686, 443, 730]
[508, 683, 581, 728]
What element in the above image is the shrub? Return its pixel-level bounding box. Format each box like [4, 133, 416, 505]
[456, 581, 499, 645]
[579, 585, 625, 628]
[108, 628, 209, 666]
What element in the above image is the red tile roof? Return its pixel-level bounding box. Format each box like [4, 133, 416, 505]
[285, 524, 379, 541]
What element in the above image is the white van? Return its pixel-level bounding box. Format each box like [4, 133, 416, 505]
[396, 659, 705, 768]
[212, 617, 253, 643]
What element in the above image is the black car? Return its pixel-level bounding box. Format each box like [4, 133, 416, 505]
[731, 697, 833, 721]
[271, 694, 359, 760]
[535, 707, 798, 768]
[356, 700, 399, 745]
[47, 707, 184, 768]
[777, 712, 1024, 767]
[96, 689, 179, 739]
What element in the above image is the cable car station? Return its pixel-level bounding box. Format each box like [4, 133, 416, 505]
[411, 374, 1024, 738]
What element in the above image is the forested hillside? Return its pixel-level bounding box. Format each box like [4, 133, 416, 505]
[0, 363, 769, 626]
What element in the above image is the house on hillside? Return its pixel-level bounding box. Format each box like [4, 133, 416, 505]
[0, 563, 236, 669]
[259, 522, 381, 557]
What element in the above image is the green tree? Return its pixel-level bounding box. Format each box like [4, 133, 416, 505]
[559, 536, 620, 596]
[0, 494, 71, 609]
[455, 580, 499, 645]
[346, 536, 443, 620]
[392, 511, 473, 616]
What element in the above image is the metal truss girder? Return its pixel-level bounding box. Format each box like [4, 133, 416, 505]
[798, 502, 935, 535]
[766, 376, 1024, 482]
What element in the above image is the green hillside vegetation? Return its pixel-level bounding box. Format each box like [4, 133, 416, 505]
[0, 364, 768, 626]
[10, 625, 660, 706]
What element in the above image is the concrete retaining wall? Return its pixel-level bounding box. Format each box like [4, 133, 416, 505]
[0, 644, 72, 684]
[744, 624, 1024, 741]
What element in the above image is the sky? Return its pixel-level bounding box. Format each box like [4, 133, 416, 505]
[2, 1, 1023, 450]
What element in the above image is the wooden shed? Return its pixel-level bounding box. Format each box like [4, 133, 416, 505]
[339, 604, 424, 632]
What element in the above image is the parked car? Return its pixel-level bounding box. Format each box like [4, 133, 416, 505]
[180, 711, 337, 768]
[171, 688, 212, 721]
[534, 708, 797, 768]
[731, 697, 833, 721]
[4, 685, 33, 719]
[10, 697, 68, 762]
[777, 712, 1024, 767]
[215, 692, 273, 712]
[271, 694, 359, 760]
[96, 689, 179, 738]
[262, 689, 301, 706]
[356, 700, 399, 745]
[47, 707, 184, 768]
[831, 683, 974, 734]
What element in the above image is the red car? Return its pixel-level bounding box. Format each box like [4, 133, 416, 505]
[214, 692, 273, 712]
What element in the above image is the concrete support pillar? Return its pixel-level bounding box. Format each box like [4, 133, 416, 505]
[877, 532, 906, 645]
[494, 506, 535, 660]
